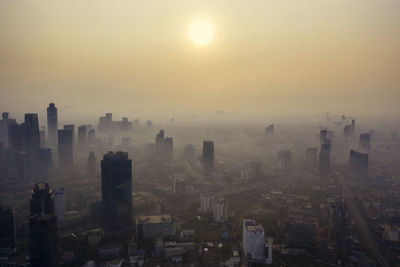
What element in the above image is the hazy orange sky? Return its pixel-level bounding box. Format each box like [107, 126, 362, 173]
[0, 0, 399, 120]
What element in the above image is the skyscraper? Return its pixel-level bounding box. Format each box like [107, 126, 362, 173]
[349, 150, 368, 177]
[77, 125, 88, 153]
[24, 113, 40, 149]
[88, 128, 96, 145]
[58, 129, 73, 169]
[101, 151, 132, 233]
[0, 112, 16, 149]
[305, 147, 318, 165]
[359, 133, 371, 153]
[87, 151, 97, 176]
[54, 188, 66, 223]
[0, 206, 16, 249]
[243, 219, 267, 263]
[203, 141, 214, 173]
[46, 103, 58, 147]
[8, 122, 24, 151]
[63, 124, 75, 144]
[29, 214, 58, 267]
[278, 150, 291, 170]
[155, 130, 173, 162]
[30, 182, 55, 216]
[319, 142, 331, 186]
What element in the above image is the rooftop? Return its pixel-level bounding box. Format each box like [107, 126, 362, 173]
[137, 214, 172, 224]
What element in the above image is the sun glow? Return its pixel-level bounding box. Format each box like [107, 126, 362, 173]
[189, 20, 214, 46]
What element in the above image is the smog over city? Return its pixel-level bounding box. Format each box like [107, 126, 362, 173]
[0, 1, 399, 266]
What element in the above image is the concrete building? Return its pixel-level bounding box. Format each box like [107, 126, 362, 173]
[0, 112, 16, 149]
[77, 125, 88, 153]
[202, 141, 214, 173]
[136, 214, 173, 241]
[58, 129, 73, 169]
[213, 198, 228, 223]
[87, 151, 97, 176]
[199, 192, 215, 214]
[349, 150, 368, 177]
[243, 219, 272, 263]
[54, 188, 66, 223]
[173, 175, 186, 196]
[46, 103, 58, 148]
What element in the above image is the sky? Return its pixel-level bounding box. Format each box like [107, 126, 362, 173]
[0, 0, 399, 122]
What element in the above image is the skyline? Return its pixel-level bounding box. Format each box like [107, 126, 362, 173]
[1, 0, 400, 119]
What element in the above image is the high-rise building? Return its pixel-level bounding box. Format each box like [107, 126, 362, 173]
[155, 129, 165, 155]
[305, 147, 318, 165]
[77, 125, 88, 153]
[58, 130, 73, 169]
[30, 182, 55, 216]
[243, 219, 270, 263]
[284, 217, 317, 251]
[359, 133, 371, 153]
[344, 125, 352, 138]
[88, 129, 96, 145]
[24, 113, 40, 149]
[39, 130, 46, 148]
[0, 112, 16, 149]
[183, 145, 196, 163]
[349, 150, 368, 177]
[46, 103, 58, 147]
[199, 192, 215, 214]
[136, 214, 172, 241]
[202, 141, 214, 173]
[8, 122, 24, 151]
[54, 188, 66, 223]
[33, 148, 53, 181]
[29, 214, 58, 267]
[320, 129, 328, 144]
[87, 151, 97, 176]
[155, 130, 173, 162]
[265, 124, 274, 135]
[173, 176, 186, 196]
[278, 150, 291, 170]
[213, 198, 228, 223]
[164, 137, 173, 161]
[319, 142, 331, 186]
[101, 151, 132, 233]
[351, 119, 355, 134]
[0, 206, 16, 249]
[63, 125, 75, 144]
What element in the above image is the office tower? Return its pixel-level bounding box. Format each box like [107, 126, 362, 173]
[203, 141, 214, 173]
[0, 112, 16, 149]
[319, 143, 331, 186]
[63, 124, 75, 144]
[349, 150, 368, 177]
[213, 198, 228, 223]
[8, 123, 24, 151]
[0, 143, 5, 179]
[136, 214, 172, 241]
[278, 150, 291, 170]
[24, 113, 40, 149]
[173, 176, 185, 196]
[155, 130, 165, 154]
[320, 129, 328, 144]
[29, 214, 58, 267]
[58, 130, 73, 169]
[243, 219, 266, 262]
[101, 152, 132, 233]
[87, 152, 97, 176]
[265, 124, 274, 134]
[77, 125, 88, 152]
[0, 206, 16, 249]
[199, 192, 215, 214]
[284, 217, 317, 251]
[155, 130, 173, 162]
[54, 188, 66, 223]
[47, 103, 58, 147]
[359, 133, 371, 153]
[88, 129, 96, 145]
[305, 147, 318, 165]
[30, 182, 55, 216]
[183, 144, 196, 163]
[39, 130, 46, 148]
[351, 119, 355, 134]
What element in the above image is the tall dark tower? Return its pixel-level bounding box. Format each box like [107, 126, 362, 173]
[58, 130, 73, 169]
[319, 142, 331, 186]
[8, 122, 24, 151]
[101, 152, 132, 233]
[30, 182, 55, 216]
[78, 125, 88, 153]
[29, 214, 58, 267]
[47, 103, 58, 147]
[24, 113, 40, 149]
[0, 206, 16, 249]
[203, 141, 214, 173]
[349, 150, 368, 177]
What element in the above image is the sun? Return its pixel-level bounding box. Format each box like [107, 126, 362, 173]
[189, 20, 214, 46]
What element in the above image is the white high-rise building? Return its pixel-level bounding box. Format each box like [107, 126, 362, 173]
[243, 219, 272, 263]
[213, 198, 228, 223]
[199, 192, 215, 213]
[54, 188, 67, 222]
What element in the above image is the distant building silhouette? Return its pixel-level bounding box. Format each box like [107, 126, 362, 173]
[173, 175, 185, 196]
[58, 130, 73, 169]
[320, 129, 328, 144]
[101, 151, 132, 233]
[54, 188, 66, 223]
[319, 141, 331, 186]
[278, 150, 291, 170]
[88, 129, 96, 146]
[349, 150, 368, 177]
[203, 141, 214, 173]
[213, 198, 228, 223]
[87, 151, 97, 176]
[265, 124, 274, 135]
[77, 125, 88, 153]
[305, 147, 318, 165]
[155, 130, 173, 162]
[23, 113, 40, 150]
[183, 145, 196, 163]
[30, 182, 55, 216]
[359, 133, 371, 153]
[8, 122, 24, 151]
[46, 103, 58, 147]
[0, 112, 16, 149]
